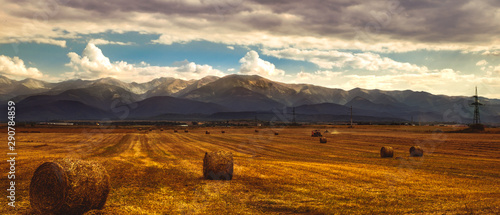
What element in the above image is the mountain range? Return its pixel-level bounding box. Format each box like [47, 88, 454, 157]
[1, 74, 499, 123]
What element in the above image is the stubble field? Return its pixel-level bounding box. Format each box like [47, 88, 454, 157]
[1, 125, 499, 214]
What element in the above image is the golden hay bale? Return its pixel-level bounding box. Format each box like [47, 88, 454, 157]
[206, 131, 210, 134]
[410, 146, 424, 157]
[29, 158, 110, 215]
[380, 146, 394, 158]
[319, 137, 327, 143]
[203, 151, 233, 180]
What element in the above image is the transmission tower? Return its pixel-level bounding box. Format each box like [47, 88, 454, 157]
[470, 86, 483, 124]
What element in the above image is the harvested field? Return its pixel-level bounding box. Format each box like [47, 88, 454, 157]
[1, 125, 499, 214]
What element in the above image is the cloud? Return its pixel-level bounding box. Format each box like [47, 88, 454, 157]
[64, 43, 225, 82]
[263, 48, 428, 73]
[1, 0, 500, 52]
[89, 39, 134, 45]
[476, 60, 488, 66]
[291, 70, 343, 88]
[0, 55, 43, 79]
[227, 46, 234, 50]
[238, 50, 285, 78]
[482, 50, 500, 56]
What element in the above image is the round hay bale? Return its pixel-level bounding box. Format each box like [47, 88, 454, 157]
[29, 158, 110, 215]
[410, 146, 423, 157]
[203, 151, 233, 180]
[184, 130, 189, 133]
[274, 132, 279, 135]
[255, 129, 259, 133]
[206, 131, 210, 134]
[380, 146, 394, 158]
[174, 130, 178, 133]
[319, 137, 327, 143]
[221, 131, 225, 133]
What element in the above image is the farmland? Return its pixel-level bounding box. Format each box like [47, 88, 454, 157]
[1, 125, 499, 214]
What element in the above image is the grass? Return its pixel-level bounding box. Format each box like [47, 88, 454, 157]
[1, 125, 499, 214]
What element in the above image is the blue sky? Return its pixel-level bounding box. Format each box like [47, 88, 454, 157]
[1, 0, 500, 98]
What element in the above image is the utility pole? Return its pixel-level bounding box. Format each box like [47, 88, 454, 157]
[471, 86, 483, 124]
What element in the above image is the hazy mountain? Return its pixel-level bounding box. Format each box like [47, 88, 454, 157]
[16, 100, 111, 121]
[144, 78, 195, 97]
[50, 79, 94, 93]
[1, 74, 498, 123]
[0, 76, 56, 100]
[18, 83, 140, 111]
[182, 75, 297, 105]
[207, 87, 284, 111]
[129, 96, 228, 118]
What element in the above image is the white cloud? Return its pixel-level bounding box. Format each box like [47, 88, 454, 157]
[89, 39, 134, 46]
[482, 50, 500, 56]
[0, 38, 67, 48]
[238, 50, 285, 78]
[476, 60, 488, 66]
[0, 55, 43, 79]
[63, 43, 225, 82]
[262, 48, 428, 74]
[227, 46, 234, 50]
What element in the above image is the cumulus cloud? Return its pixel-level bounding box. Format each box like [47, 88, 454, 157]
[64, 43, 225, 82]
[263, 48, 428, 73]
[238, 50, 285, 78]
[0, 55, 43, 79]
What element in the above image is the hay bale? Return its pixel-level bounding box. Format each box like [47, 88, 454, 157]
[206, 131, 210, 134]
[221, 131, 225, 134]
[319, 137, 327, 143]
[203, 151, 233, 180]
[255, 129, 259, 133]
[174, 130, 178, 133]
[380, 146, 394, 158]
[30, 158, 110, 215]
[410, 146, 423, 157]
[184, 130, 189, 133]
[274, 132, 279, 135]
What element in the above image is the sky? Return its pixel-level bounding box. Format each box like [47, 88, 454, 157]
[0, 0, 500, 98]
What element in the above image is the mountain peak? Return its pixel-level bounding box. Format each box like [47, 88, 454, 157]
[0, 75, 13, 85]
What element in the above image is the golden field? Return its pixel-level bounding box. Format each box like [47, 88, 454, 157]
[1, 125, 499, 214]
